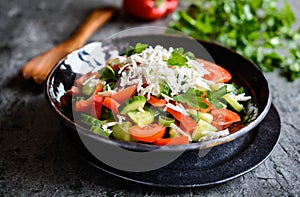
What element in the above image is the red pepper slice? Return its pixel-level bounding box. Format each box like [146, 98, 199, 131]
[123, 0, 178, 21]
[166, 107, 197, 133]
[147, 95, 167, 107]
[102, 97, 120, 114]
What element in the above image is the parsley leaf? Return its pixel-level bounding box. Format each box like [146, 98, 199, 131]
[125, 43, 148, 57]
[169, 0, 300, 81]
[207, 86, 227, 108]
[167, 48, 196, 67]
[168, 48, 188, 67]
[174, 88, 208, 109]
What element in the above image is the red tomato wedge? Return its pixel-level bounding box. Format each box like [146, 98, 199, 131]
[211, 108, 241, 130]
[197, 58, 232, 83]
[102, 97, 120, 114]
[154, 136, 189, 146]
[111, 85, 137, 103]
[147, 95, 167, 107]
[129, 124, 166, 143]
[166, 107, 197, 133]
[90, 95, 104, 119]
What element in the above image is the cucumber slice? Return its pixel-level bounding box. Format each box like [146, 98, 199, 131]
[191, 120, 218, 141]
[169, 127, 180, 138]
[186, 109, 199, 122]
[127, 111, 154, 127]
[223, 93, 243, 112]
[119, 96, 147, 114]
[112, 122, 132, 142]
[81, 82, 96, 96]
[186, 109, 213, 123]
[90, 125, 111, 137]
[80, 114, 102, 127]
[158, 116, 175, 127]
[198, 112, 213, 123]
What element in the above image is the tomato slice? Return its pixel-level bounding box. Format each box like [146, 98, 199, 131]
[147, 95, 167, 107]
[197, 58, 232, 83]
[74, 96, 93, 112]
[154, 136, 189, 146]
[211, 108, 241, 130]
[112, 85, 137, 104]
[103, 97, 120, 114]
[166, 107, 197, 133]
[129, 124, 166, 143]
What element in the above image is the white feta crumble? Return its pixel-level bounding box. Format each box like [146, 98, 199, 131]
[198, 129, 230, 142]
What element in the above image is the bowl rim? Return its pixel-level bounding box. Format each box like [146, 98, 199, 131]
[45, 36, 272, 152]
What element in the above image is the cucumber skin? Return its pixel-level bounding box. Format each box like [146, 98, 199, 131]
[112, 122, 132, 142]
[158, 116, 175, 127]
[119, 96, 147, 114]
[223, 94, 243, 112]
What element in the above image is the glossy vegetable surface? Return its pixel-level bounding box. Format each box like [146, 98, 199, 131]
[70, 43, 254, 146]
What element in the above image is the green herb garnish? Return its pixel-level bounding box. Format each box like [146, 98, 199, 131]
[207, 86, 227, 108]
[125, 43, 149, 57]
[167, 48, 195, 67]
[174, 88, 208, 109]
[169, 0, 300, 81]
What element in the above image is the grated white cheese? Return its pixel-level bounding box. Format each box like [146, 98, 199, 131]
[160, 93, 174, 102]
[101, 122, 119, 134]
[116, 45, 213, 97]
[97, 90, 116, 97]
[198, 129, 230, 142]
[164, 103, 189, 116]
[117, 115, 126, 124]
[231, 93, 252, 101]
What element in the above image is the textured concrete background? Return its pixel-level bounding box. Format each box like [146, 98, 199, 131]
[0, 0, 299, 196]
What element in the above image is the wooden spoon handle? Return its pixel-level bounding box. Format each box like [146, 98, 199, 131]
[22, 8, 115, 83]
[66, 7, 115, 49]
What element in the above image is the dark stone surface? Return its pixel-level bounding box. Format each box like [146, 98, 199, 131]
[0, 0, 299, 196]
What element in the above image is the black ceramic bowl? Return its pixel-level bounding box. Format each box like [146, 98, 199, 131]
[45, 32, 271, 175]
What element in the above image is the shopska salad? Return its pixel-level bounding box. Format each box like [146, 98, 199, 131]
[69, 43, 254, 146]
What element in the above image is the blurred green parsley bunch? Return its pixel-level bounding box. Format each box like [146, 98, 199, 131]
[169, 0, 300, 81]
